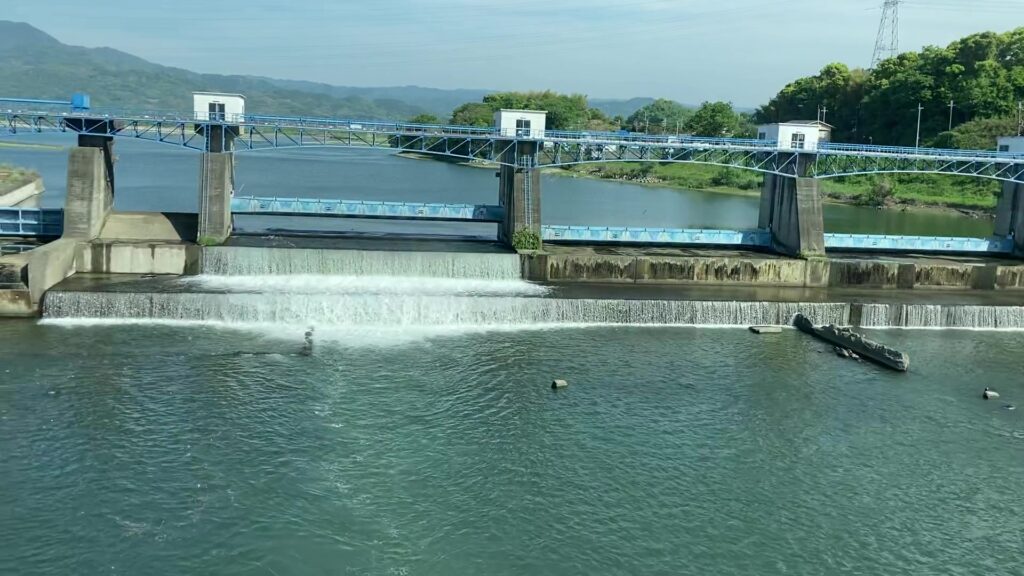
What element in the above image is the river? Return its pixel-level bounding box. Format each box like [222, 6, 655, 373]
[0, 134, 995, 237]
[1, 135, 1023, 575]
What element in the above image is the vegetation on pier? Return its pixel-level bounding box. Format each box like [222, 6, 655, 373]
[0, 164, 40, 195]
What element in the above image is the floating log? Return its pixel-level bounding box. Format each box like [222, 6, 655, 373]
[749, 326, 782, 334]
[794, 314, 909, 372]
[551, 379, 569, 389]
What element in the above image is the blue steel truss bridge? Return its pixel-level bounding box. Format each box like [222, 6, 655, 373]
[4, 110, 1024, 182]
[3, 105, 1024, 258]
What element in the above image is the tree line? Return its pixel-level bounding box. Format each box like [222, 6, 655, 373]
[755, 28, 1024, 147]
[418, 27, 1024, 149]
[410, 91, 753, 138]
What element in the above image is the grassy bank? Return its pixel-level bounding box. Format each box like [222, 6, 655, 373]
[0, 164, 40, 195]
[555, 163, 1001, 213]
[0, 141, 64, 151]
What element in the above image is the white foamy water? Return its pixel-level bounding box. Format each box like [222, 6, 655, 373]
[182, 274, 549, 297]
[41, 248, 1024, 339]
[858, 303, 1024, 330]
[201, 246, 523, 279]
[42, 291, 850, 329]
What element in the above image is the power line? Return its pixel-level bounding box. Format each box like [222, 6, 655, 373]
[871, 0, 901, 68]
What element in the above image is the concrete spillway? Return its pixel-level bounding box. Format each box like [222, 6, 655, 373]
[39, 246, 1024, 331]
[201, 246, 524, 280]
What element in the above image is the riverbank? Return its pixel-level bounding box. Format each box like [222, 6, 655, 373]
[0, 141, 64, 151]
[397, 151, 998, 217]
[551, 163, 1000, 217]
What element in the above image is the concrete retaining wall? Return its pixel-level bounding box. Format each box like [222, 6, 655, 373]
[526, 250, 1024, 291]
[25, 239, 78, 305]
[75, 242, 200, 275]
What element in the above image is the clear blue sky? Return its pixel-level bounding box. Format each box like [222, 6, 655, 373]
[7, 0, 1022, 106]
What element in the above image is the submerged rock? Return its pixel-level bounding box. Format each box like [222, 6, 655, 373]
[794, 314, 909, 372]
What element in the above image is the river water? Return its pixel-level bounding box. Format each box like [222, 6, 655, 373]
[0, 134, 995, 237]
[2, 135, 1023, 575]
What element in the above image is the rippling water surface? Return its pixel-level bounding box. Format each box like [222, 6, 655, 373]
[2, 321, 1023, 575]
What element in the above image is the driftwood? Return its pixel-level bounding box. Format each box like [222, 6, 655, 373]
[794, 314, 909, 372]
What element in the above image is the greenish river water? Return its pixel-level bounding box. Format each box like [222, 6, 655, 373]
[2, 319, 1023, 575]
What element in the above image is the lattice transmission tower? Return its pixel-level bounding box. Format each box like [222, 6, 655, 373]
[871, 0, 901, 68]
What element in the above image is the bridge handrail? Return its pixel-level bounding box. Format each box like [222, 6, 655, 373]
[818, 141, 1024, 160]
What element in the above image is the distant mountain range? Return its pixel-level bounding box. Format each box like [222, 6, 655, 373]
[0, 21, 663, 121]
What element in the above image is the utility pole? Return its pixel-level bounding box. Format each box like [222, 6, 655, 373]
[948, 100, 955, 131]
[915, 103, 923, 148]
[644, 110, 649, 134]
[821, 105, 828, 124]
[1018, 101, 1023, 136]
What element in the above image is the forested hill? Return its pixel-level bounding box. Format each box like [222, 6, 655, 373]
[0, 21, 658, 121]
[0, 21, 429, 119]
[756, 28, 1024, 147]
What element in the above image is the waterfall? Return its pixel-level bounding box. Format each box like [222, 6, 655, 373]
[858, 304, 1024, 330]
[201, 246, 523, 280]
[42, 290, 849, 328]
[41, 247, 1024, 335]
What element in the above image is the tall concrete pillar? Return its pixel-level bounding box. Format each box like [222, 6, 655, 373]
[758, 162, 825, 258]
[197, 152, 235, 244]
[197, 126, 236, 245]
[63, 135, 115, 240]
[994, 180, 1024, 254]
[497, 141, 542, 248]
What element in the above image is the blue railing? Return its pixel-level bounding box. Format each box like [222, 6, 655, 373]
[230, 196, 505, 222]
[0, 208, 63, 237]
[541, 225, 772, 247]
[823, 233, 1014, 253]
[818, 142, 1024, 160]
[541, 225, 1015, 254]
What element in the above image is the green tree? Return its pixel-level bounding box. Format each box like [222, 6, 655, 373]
[932, 117, 1019, 149]
[625, 99, 693, 134]
[449, 102, 495, 127]
[447, 91, 610, 131]
[757, 28, 1024, 146]
[685, 101, 740, 137]
[409, 113, 441, 124]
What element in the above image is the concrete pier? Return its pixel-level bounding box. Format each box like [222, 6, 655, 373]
[197, 152, 235, 244]
[758, 172, 825, 258]
[197, 125, 237, 245]
[498, 142, 541, 247]
[63, 135, 116, 240]
[994, 180, 1024, 255]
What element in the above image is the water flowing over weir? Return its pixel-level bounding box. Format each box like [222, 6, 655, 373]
[39, 247, 1024, 332]
[201, 247, 524, 279]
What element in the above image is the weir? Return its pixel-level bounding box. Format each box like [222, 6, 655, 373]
[38, 246, 1024, 330]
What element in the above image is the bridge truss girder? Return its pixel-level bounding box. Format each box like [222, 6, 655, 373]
[4, 113, 1023, 183]
[535, 142, 798, 176]
[813, 153, 1024, 182]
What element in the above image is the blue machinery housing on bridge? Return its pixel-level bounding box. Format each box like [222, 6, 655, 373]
[3, 95, 1024, 257]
